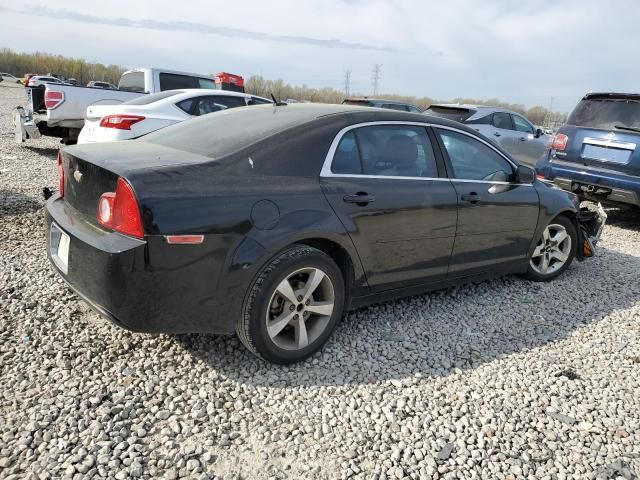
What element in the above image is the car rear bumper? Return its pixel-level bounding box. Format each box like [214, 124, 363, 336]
[45, 194, 241, 334]
[546, 161, 640, 207]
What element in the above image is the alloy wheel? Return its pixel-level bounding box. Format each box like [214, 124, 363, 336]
[530, 223, 572, 275]
[265, 267, 335, 351]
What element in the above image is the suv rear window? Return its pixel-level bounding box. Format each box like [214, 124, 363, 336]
[568, 98, 640, 130]
[424, 106, 474, 123]
[159, 73, 215, 91]
[119, 72, 145, 92]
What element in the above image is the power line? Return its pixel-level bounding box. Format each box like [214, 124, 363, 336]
[371, 64, 382, 96]
[344, 70, 351, 98]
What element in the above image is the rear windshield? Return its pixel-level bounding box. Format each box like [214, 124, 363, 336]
[424, 106, 474, 122]
[124, 90, 184, 105]
[568, 98, 640, 129]
[119, 72, 145, 93]
[159, 73, 215, 91]
[143, 105, 319, 158]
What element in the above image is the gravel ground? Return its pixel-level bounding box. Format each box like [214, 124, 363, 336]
[1, 85, 639, 480]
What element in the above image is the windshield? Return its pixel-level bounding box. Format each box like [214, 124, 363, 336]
[124, 90, 184, 105]
[567, 98, 640, 130]
[424, 106, 474, 122]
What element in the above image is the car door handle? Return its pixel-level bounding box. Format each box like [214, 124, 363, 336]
[461, 193, 481, 204]
[493, 132, 501, 137]
[343, 193, 375, 205]
[519, 136, 528, 141]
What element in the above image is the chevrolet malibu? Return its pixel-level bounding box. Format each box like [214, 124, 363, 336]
[46, 104, 605, 364]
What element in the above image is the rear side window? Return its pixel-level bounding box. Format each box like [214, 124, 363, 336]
[492, 112, 513, 130]
[249, 96, 272, 105]
[124, 90, 184, 105]
[425, 107, 474, 123]
[177, 95, 247, 116]
[437, 129, 513, 182]
[512, 114, 534, 133]
[159, 73, 215, 91]
[568, 98, 640, 130]
[331, 125, 438, 178]
[119, 72, 145, 92]
[466, 114, 493, 125]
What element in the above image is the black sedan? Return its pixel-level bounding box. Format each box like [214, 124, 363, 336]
[45, 104, 605, 364]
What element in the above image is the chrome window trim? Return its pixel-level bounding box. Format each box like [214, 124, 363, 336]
[320, 121, 532, 186]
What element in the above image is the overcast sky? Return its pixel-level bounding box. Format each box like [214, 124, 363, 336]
[1, 0, 638, 112]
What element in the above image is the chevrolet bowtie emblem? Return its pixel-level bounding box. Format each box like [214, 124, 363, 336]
[73, 169, 83, 183]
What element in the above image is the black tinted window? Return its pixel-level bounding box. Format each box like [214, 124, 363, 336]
[119, 72, 145, 92]
[568, 98, 640, 129]
[124, 90, 184, 105]
[332, 125, 437, 178]
[512, 115, 534, 133]
[177, 95, 247, 116]
[331, 132, 361, 174]
[425, 107, 474, 123]
[159, 73, 215, 91]
[437, 129, 513, 182]
[492, 112, 513, 130]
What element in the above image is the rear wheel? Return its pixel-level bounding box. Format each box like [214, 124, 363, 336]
[237, 245, 345, 364]
[525, 215, 577, 282]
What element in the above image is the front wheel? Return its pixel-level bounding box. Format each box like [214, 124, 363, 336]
[237, 245, 345, 364]
[524, 215, 577, 282]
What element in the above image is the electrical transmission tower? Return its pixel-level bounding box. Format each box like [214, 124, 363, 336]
[371, 64, 382, 96]
[344, 70, 351, 98]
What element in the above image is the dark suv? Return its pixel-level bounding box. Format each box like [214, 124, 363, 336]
[342, 98, 422, 113]
[536, 92, 640, 209]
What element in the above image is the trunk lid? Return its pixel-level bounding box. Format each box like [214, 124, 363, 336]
[60, 142, 214, 224]
[557, 94, 640, 176]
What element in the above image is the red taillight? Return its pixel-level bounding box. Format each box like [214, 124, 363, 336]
[535, 173, 546, 180]
[551, 133, 569, 151]
[99, 115, 145, 130]
[96, 178, 144, 239]
[45, 90, 65, 109]
[57, 151, 64, 197]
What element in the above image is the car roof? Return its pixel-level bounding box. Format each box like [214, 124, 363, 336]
[582, 92, 640, 101]
[344, 97, 417, 106]
[143, 102, 483, 153]
[427, 103, 531, 121]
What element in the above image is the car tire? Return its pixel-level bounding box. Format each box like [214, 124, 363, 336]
[524, 215, 577, 282]
[237, 244, 345, 364]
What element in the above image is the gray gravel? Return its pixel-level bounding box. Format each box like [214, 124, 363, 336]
[1, 85, 640, 479]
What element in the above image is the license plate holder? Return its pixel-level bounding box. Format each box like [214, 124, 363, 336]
[50, 222, 70, 274]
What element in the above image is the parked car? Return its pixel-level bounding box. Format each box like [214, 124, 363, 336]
[342, 97, 422, 113]
[15, 67, 218, 145]
[536, 92, 640, 210]
[424, 104, 546, 166]
[78, 89, 272, 144]
[46, 104, 605, 363]
[0, 72, 21, 86]
[27, 75, 68, 88]
[87, 80, 117, 89]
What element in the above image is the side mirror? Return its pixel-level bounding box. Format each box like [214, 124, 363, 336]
[516, 165, 535, 183]
[535, 128, 544, 138]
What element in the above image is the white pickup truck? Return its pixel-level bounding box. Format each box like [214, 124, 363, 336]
[14, 67, 217, 144]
